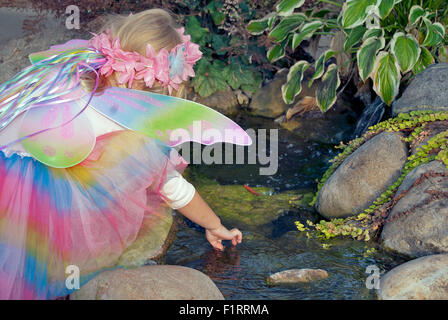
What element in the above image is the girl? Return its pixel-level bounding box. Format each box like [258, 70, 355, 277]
[0, 8, 245, 299]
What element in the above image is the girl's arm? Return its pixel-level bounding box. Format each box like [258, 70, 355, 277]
[176, 191, 243, 251]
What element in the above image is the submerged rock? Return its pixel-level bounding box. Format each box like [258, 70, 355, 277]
[378, 254, 448, 300]
[70, 265, 224, 300]
[392, 63, 448, 115]
[267, 268, 328, 285]
[381, 161, 448, 258]
[315, 132, 408, 218]
[196, 183, 313, 228]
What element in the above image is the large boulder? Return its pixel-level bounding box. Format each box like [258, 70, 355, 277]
[70, 265, 224, 300]
[392, 63, 448, 115]
[381, 161, 448, 258]
[316, 132, 408, 218]
[378, 254, 448, 300]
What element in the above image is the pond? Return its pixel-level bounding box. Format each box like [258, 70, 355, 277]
[164, 115, 406, 300]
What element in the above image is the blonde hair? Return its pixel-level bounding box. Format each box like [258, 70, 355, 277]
[82, 9, 187, 98]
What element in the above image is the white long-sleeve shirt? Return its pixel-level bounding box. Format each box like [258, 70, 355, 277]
[0, 107, 196, 210]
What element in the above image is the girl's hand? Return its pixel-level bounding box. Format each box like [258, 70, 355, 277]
[206, 224, 242, 251]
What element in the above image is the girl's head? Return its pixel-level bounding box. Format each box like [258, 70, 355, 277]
[83, 9, 197, 98]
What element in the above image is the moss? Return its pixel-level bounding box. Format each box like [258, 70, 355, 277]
[197, 183, 310, 227]
[302, 110, 448, 242]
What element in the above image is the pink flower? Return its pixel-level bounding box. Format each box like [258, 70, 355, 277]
[88, 27, 202, 92]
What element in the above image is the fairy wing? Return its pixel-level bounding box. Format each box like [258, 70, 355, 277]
[85, 87, 252, 147]
[18, 86, 96, 168]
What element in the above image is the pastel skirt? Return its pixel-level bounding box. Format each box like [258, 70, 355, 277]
[0, 130, 187, 299]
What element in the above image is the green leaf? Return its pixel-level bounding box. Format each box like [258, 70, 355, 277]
[309, 50, 336, 87]
[344, 25, 366, 51]
[413, 47, 434, 74]
[223, 61, 255, 90]
[362, 28, 383, 41]
[342, 0, 381, 28]
[390, 32, 420, 73]
[316, 64, 340, 112]
[267, 43, 286, 62]
[276, 0, 305, 16]
[292, 20, 323, 50]
[281, 60, 310, 104]
[205, 0, 226, 26]
[312, 9, 332, 18]
[211, 34, 229, 55]
[248, 12, 277, 35]
[185, 16, 210, 46]
[378, 0, 401, 18]
[357, 36, 385, 81]
[269, 13, 306, 41]
[423, 18, 445, 47]
[373, 51, 401, 106]
[409, 5, 425, 25]
[191, 59, 227, 97]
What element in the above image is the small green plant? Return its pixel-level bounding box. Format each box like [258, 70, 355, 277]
[249, 0, 448, 111]
[185, 0, 271, 97]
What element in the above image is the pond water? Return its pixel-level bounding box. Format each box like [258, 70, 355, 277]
[164, 116, 406, 300]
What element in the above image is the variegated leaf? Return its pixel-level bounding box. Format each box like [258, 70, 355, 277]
[316, 64, 340, 112]
[409, 5, 425, 25]
[390, 32, 420, 73]
[357, 36, 385, 81]
[344, 25, 366, 51]
[269, 13, 306, 41]
[281, 60, 310, 104]
[276, 0, 305, 16]
[309, 50, 336, 87]
[292, 20, 323, 50]
[413, 47, 434, 74]
[373, 51, 401, 106]
[248, 12, 277, 35]
[342, 0, 381, 29]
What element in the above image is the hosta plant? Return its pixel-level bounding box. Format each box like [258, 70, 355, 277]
[248, 0, 448, 112]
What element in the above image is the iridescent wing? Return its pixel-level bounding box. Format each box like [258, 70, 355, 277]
[28, 39, 89, 64]
[86, 87, 252, 147]
[18, 87, 96, 168]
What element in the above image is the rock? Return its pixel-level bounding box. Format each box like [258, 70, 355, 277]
[70, 265, 224, 300]
[188, 85, 241, 116]
[316, 132, 408, 218]
[0, 8, 89, 84]
[267, 269, 328, 285]
[392, 63, 448, 115]
[118, 208, 178, 267]
[378, 254, 448, 300]
[381, 161, 448, 258]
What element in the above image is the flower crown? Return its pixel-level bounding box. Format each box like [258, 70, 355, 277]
[88, 27, 202, 94]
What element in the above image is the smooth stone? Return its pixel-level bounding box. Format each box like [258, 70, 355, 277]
[392, 63, 448, 115]
[188, 85, 243, 116]
[267, 268, 328, 285]
[316, 132, 408, 218]
[378, 254, 448, 300]
[381, 161, 448, 258]
[70, 265, 224, 300]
